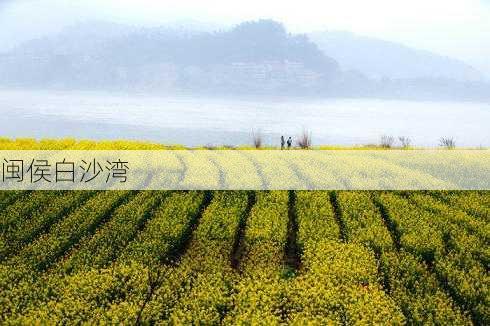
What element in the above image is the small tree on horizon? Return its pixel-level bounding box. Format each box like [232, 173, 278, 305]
[439, 137, 456, 149]
[398, 136, 411, 148]
[297, 129, 312, 149]
[252, 130, 263, 149]
[380, 135, 395, 148]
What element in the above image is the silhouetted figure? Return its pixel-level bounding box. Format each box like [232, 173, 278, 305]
[287, 137, 292, 149]
[281, 136, 285, 150]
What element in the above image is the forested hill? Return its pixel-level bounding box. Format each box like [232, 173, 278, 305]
[0, 19, 488, 100]
[0, 20, 339, 94]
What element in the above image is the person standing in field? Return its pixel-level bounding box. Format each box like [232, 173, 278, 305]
[287, 137, 292, 149]
[281, 136, 285, 150]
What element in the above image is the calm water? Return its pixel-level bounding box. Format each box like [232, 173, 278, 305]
[1, 90, 489, 147]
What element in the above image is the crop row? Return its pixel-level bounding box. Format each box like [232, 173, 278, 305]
[146, 191, 248, 324]
[223, 191, 289, 324]
[0, 138, 167, 150]
[0, 191, 63, 234]
[0, 190, 487, 324]
[336, 191, 393, 253]
[119, 191, 205, 266]
[3, 191, 206, 323]
[0, 191, 95, 261]
[0, 191, 25, 212]
[60, 191, 169, 273]
[286, 191, 404, 324]
[408, 193, 489, 247]
[10, 191, 132, 272]
[431, 191, 489, 222]
[0, 191, 132, 321]
[379, 192, 489, 324]
[338, 191, 470, 325]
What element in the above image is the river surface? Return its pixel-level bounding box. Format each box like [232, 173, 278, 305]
[1, 90, 489, 147]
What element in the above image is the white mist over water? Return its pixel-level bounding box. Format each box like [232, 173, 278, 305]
[1, 90, 489, 147]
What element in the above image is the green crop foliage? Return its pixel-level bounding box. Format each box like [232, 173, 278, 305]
[0, 190, 487, 324]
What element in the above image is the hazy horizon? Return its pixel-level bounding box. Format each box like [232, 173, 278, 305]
[1, 0, 489, 147]
[1, 0, 490, 77]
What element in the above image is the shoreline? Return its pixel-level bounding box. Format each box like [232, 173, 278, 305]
[0, 137, 487, 150]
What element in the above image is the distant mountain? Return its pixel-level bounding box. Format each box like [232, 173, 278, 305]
[0, 20, 488, 100]
[309, 31, 483, 81]
[0, 20, 339, 94]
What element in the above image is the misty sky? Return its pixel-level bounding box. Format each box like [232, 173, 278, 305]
[1, 0, 490, 76]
